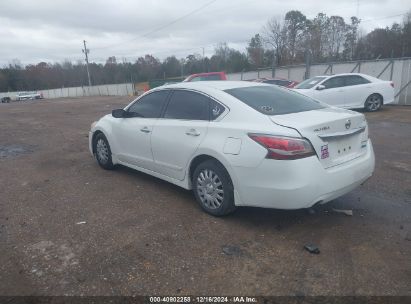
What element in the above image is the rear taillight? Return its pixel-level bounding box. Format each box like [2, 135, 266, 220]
[249, 134, 316, 160]
[390, 82, 394, 88]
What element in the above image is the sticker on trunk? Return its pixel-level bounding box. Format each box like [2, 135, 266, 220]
[321, 144, 329, 159]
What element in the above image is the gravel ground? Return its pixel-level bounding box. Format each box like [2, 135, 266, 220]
[0, 97, 410, 296]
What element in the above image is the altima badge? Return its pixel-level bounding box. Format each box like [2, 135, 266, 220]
[345, 119, 351, 129]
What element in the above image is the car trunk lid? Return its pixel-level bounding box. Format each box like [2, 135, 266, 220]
[269, 107, 368, 168]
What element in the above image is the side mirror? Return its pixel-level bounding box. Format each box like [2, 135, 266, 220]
[112, 109, 126, 118]
[316, 84, 325, 90]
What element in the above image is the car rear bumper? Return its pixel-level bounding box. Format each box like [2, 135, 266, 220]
[232, 139, 375, 209]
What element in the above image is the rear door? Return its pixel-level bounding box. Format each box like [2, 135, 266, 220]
[314, 76, 346, 107]
[341, 75, 372, 108]
[150, 90, 211, 180]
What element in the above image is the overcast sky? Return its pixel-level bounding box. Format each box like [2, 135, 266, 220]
[0, 0, 409, 65]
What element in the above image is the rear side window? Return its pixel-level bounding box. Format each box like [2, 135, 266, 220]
[224, 86, 324, 115]
[344, 75, 370, 86]
[164, 90, 209, 120]
[210, 100, 225, 120]
[128, 90, 169, 118]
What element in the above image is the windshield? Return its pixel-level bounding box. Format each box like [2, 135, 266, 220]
[224, 85, 325, 116]
[294, 76, 326, 89]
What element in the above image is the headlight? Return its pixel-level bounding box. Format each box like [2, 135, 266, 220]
[91, 121, 97, 129]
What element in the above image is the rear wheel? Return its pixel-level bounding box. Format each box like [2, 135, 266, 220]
[365, 94, 382, 112]
[192, 160, 236, 216]
[93, 133, 114, 170]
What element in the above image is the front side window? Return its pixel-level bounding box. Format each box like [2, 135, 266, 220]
[127, 90, 169, 118]
[322, 77, 345, 89]
[225, 85, 325, 116]
[164, 90, 210, 120]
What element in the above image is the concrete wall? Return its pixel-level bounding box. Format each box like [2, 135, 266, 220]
[226, 58, 411, 105]
[0, 83, 135, 101]
[2, 58, 411, 105]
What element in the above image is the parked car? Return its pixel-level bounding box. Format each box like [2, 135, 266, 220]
[183, 72, 227, 82]
[1, 96, 11, 103]
[89, 81, 375, 216]
[16, 91, 43, 101]
[253, 78, 299, 88]
[293, 73, 394, 111]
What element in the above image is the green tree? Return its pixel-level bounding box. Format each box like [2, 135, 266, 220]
[247, 34, 264, 68]
[285, 10, 307, 62]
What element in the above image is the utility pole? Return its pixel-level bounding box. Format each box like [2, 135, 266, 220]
[82, 40, 92, 87]
[202, 47, 206, 72]
[272, 49, 276, 78]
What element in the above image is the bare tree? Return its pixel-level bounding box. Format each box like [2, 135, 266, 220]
[327, 16, 347, 59]
[263, 17, 287, 65]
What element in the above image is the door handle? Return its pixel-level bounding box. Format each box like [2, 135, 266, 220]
[140, 126, 151, 133]
[185, 128, 200, 136]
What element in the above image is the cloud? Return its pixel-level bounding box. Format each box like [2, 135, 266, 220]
[0, 0, 407, 65]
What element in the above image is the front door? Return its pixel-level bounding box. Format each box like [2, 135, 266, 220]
[114, 90, 170, 170]
[315, 76, 346, 107]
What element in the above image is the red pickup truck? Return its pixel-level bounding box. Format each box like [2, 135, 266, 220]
[183, 72, 227, 82]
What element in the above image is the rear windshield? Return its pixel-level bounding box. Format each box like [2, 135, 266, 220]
[294, 76, 326, 89]
[189, 74, 222, 81]
[224, 85, 325, 115]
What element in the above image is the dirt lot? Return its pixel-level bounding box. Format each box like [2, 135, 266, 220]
[0, 97, 410, 296]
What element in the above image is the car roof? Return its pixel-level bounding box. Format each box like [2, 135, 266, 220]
[321, 73, 368, 77]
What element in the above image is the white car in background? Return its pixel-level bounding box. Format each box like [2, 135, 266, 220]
[89, 81, 375, 216]
[293, 73, 394, 111]
[16, 91, 43, 101]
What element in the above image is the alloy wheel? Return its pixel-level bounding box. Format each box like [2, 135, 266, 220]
[366, 95, 382, 111]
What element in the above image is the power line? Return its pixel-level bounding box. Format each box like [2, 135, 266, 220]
[93, 0, 217, 51]
[361, 13, 406, 23]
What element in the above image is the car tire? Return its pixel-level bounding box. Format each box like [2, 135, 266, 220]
[192, 159, 236, 216]
[93, 133, 115, 170]
[365, 94, 383, 112]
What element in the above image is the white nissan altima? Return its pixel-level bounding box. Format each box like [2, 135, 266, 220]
[89, 81, 375, 216]
[293, 73, 394, 112]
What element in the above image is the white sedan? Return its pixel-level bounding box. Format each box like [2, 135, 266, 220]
[89, 81, 375, 216]
[293, 73, 394, 111]
[16, 91, 42, 101]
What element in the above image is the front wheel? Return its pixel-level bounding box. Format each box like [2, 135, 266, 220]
[365, 94, 382, 112]
[93, 133, 114, 170]
[192, 160, 236, 216]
